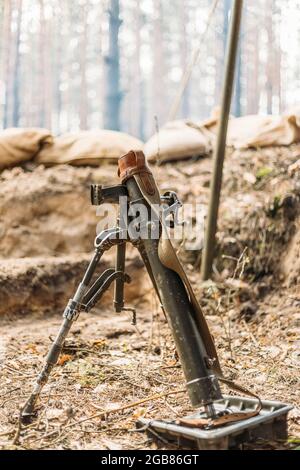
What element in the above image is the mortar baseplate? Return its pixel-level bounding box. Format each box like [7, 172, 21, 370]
[136, 396, 293, 450]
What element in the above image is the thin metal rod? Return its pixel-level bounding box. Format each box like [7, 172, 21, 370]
[201, 0, 243, 281]
[114, 241, 126, 312]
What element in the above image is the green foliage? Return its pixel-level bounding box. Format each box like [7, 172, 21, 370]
[256, 167, 273, 181]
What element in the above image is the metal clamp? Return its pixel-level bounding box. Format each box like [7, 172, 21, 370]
[63, 299, 86, 321]
[161, 191, 184, 227]
[91, 184, 128, 205]
[186, 375, 222, 406]
[94, 227, 127, 249]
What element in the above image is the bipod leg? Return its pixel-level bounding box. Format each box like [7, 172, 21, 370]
[20, 247, 103, 423]
[113, 241, 126, 312]
[21, 227, 124, 423]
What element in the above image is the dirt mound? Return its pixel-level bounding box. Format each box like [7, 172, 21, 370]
[1, 145, 300, 319]
[0, 165, 116, 258]
[216, 147, 300, 281]
[152, 145, 300, 281]
[0, 163, 152, 317]
[0, 255, 92, 316]
[0, 254, 148, 317]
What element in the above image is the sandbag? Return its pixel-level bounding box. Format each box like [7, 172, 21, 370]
[197, 110, 300, 149]
[35, 130, 143, 166]
[144, 120, 211, 163]
[0, 127, 52, 170]
[228, 114, 300, 148]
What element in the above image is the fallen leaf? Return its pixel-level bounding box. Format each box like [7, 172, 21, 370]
[25, 343, 38, 354]
[132, 407, 146, 419]
[57, 354, 73, 366]
[92, 339, 107, 350]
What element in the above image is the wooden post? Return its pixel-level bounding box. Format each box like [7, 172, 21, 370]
[201, 0, 243, 281]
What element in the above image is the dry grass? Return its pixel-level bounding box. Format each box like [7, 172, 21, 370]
[0, 281, 299, 450]
[0, 145, 300, 450]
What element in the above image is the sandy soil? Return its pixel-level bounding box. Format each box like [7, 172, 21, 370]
[0, 146, 299, 450]
[0, 287, 298, 450]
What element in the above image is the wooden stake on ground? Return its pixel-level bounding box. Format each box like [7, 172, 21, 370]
[201, 0, 244, 281]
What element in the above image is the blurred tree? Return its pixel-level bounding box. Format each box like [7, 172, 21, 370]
[245, 5, 260, 115]
[272, 0, 282, 113]
[233, 41, 242, 117]
[126, 0, 144, 139]
[52, 2, 63, 133]
[223, 0, 231, 55]
[151, 0, 166, 129]
[2, 0, 12, 128]
[180, 0, 190, 118]
[79, 1, 88, 130]
[0, 0, 299, 134]
[12, 0, 23, 126]
[232, 0, 242, 117]
[215, 0, 231, 104]
[134, 0, 145, 140]
[38, 0, 52, 128]
[266, 0, 274, 114]
[104, 0, 122, 130]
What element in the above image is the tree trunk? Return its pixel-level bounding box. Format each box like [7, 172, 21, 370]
[233, 42, 242, 117]
[104, 0, 122, 131]
[151, 0, 166, 130]
[44, 15, 52, 130]
[38, 0, 52, 129]
[12, 0, 23, 127]
[266, 0, 274, 114]
[246, 6, 260, 116]
[273, 1, 282, 113]
[38, 0, 45, 127]
[215, 0, 231, 104]
[223, 0, 231, 56]
[130, 0, 144, 139]
[276, 38, 282, 113]
[2, 0, 12, 128]
[52, 4, 63, 133]
[79, 4, 88, 130]
[232, 1, 242, 117]
[180, 0, 190, 118]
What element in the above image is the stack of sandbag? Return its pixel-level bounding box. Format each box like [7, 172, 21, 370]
[0, 127, 52, 170]
[197, 110, 300, 149]
[228, 113, 300, 148]
[144, 120, 212, 163]
[35, 130, 143, 166]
